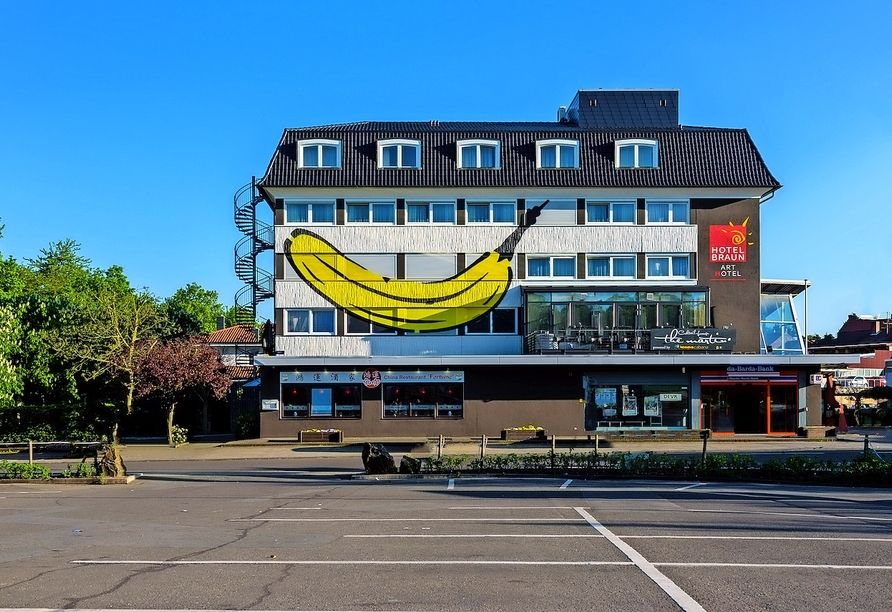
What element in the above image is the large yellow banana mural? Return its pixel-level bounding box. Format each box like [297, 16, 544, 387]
[284, 201, 548, 332]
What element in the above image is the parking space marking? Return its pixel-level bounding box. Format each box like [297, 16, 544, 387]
[655, 562, 892, 570]
[676, 483, 706, 491]
[560, 479, 572, 489]
[231, 517, 575, 523]
[268, 507, 321, 510]
[575, 507, 707, 612]
[344, 534, 604, 538]
[71, 559, 632, 566]
[447, 479, 454, 490]
[687, 508, 892, 522]
[448, 506, 576, 510]
[618, 535, 892, 542]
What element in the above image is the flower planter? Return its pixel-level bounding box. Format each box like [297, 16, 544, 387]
[501, 429, 546, 441]
[298, 430, 343, 443]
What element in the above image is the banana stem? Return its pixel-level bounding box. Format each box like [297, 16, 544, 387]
[495, 199, 549, 259]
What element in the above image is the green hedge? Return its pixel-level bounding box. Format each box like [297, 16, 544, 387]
[425, 451, 892, 485]
[0, 404, 105, 443]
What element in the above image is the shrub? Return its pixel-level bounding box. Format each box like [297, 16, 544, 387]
[170, 425, 189, 446]
[0, 459, 51, 479]
[234, 411, 260, 440]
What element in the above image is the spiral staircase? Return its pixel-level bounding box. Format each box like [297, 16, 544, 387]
[233, 178, 274, 325]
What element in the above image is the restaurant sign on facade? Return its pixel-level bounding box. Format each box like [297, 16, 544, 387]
[650, 328, 736, 352]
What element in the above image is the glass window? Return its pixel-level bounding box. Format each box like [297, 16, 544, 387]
[587, 256, 635, 278]
[457, 140, 500, 169]
[646, 200, 689, 224]
[406, 201, 456, 224]
[466, 201, 515, 224]
[586, 201, 635, 224]
[285, 309, 335, 334]
[528, 256, 575, 278]
[346, 202, 395, 224]
[310, 387, 333, 416]
[615, 139, 658, 169]
[466, 309, 516, 334]
[646, 255, 689, 279]
[537, 140, 579, 169]
[405, 254, 456, 279]
[384, 383, 463, 418]
[299, 140, 341, 168]
[378, 140, 421, 169]
[285, 201, 335, 224]
[281, 384, 361, 419]
[528, 199, 575, 226]
[346, 313, 395, 335]
[527, 258, 551, 277]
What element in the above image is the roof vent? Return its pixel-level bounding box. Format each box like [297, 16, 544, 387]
[429, 119, 440, 127]
[557, 106, 568, 123]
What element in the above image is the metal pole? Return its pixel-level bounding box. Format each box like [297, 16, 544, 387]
[803, 278, 809, 355]
[480, 434, 486, 459]
[29, 441, 33, 465]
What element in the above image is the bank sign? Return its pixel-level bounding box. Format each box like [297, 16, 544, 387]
[650, 328, 736, 352]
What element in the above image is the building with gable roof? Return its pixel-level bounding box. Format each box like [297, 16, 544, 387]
[236, 89, 842, 439]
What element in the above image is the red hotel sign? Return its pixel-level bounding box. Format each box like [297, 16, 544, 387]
[709, 224, 749, 262]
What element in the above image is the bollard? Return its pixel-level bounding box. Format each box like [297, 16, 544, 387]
[699, 429, 711, 464]
[437, 435, 444, 461]
[595, 433, 599, 454]
[29, 440, 33, 465]
[864, 434, 871, 459]
[480, 434, 487, 459]
[551, 434, 556, 453]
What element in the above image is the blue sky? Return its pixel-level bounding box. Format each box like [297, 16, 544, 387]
[0, 0, 889, 335]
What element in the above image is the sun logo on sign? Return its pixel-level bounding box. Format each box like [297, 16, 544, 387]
[709, 217, 755, 262]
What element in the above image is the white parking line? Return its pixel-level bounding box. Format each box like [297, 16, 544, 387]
[231, 517, 574, 522]
[618, 535, 892, 542]
[447, 479, 455, 490]
[687, 508, 892, 522]
[655, 562, 892, 570]
[575, 507, 707, 612]
[676, 483, 706, 491]
[268, 507, 321, 510]
[448, 506, 576, 510]
[71, 559, 631, 566]
[560, 479, 572, 489]
[344, 534, 604, 538]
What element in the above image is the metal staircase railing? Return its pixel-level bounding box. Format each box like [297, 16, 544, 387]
[233, 177, 274, 325]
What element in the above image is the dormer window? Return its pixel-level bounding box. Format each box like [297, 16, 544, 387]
[615, 139, 658, 169]
[457, 139, 500, 169]
[378, 139, 421, 169]
[536, 139, 579, 168]
[298, 139, 341, 168]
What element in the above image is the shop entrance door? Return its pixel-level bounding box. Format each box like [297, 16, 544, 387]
[701, 385, 768, 434]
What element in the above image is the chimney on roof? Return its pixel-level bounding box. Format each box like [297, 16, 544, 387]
[217, 316, 226, 331]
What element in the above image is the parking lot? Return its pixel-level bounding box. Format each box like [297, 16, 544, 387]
[2, 463, 892, 611]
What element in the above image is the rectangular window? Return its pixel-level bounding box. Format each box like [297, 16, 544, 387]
[284, 200, 336, 224]
[457, 140, 500, 169]
[346, 201, 396, 224]
[466, 308, 517, 334]
[298, 140, 341, 168]
[285, 309, 335, 334]
[527, 199, 576, 226]
[646, 255, 690, 279]
[466, 201, 515, 224]
[537, 140, 579, 169]
[281, 384, 362, 419]
[346, 313, 396, 335]
[378, 140, 421, 169]
[527, 256, 576, 278]
[645, 200, 689, 224]
[615, 139, 658, 169]
[587, 256, 636, 278]
[586, 201, 635, 224]
[405, 254, 456, 279]
[406, 201, 456, 224]
[384, 384, 463, 418]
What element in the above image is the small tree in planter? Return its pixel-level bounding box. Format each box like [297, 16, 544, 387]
[136, 336, 230, 445]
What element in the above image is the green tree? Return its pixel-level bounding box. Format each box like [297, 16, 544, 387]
[163, 283, 226, 335]
[53, 286, 165, 442]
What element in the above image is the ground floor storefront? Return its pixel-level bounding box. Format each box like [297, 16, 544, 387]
[255, 356, 832, 439]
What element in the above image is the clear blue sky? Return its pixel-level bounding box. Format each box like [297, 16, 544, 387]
[1, 0, 889, 336]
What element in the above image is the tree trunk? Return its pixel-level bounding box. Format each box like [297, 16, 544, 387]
[167, 403, 176, 446]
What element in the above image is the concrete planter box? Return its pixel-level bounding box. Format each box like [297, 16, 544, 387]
[298, 430, 344, 443]
[501, 429, 546, 441]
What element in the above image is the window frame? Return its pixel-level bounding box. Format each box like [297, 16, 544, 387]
[345, 200, 397, 225]
[645, 254, 691, 280]
[465, 200, 516, 225]
[585, 200, 636, 224]
[465, 308, 518, 335]
[284, 308, 336, 335]
[615, 139, 659, 169]
[377, 139, 422, 169]
[536, 139, 580, 169]
[283, 199, 336, 225]
[644, 199, 690, 225]
[526, 255, 578, 279]
[405, 200, 457, 225]
[586, 255, 638, 279]
[456, 139, 501, 169]
[297, 139, 342, 169]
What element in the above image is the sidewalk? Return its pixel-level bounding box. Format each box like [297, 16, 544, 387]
[107, 427, 892, 462]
